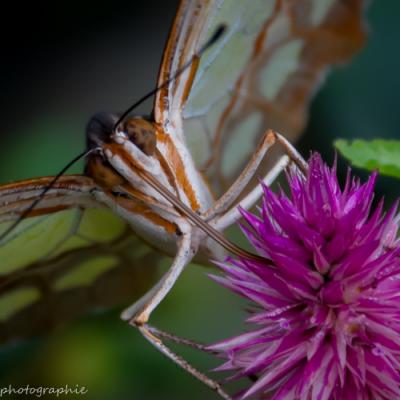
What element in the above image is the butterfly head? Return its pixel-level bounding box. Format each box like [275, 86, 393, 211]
[86, 112, 156, 155]
[85, 112, 158, 189]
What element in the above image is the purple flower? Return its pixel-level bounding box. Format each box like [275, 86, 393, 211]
[209, 154, 400, 400]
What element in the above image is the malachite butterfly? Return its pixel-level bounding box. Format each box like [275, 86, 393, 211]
[0, 1, 366, 397]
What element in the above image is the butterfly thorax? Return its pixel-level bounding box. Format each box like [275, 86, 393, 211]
[84, 112, 216, 258]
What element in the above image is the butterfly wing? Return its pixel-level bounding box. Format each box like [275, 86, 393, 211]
[0, 176, 161, 343]
[155, 0, 367, 193]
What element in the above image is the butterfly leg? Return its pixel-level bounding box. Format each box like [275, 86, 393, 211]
[272, 131, 308, 174]
[211, 132, 308, 231]
[212, 155, 289, 231]
[146, 325, 209, 352]
[121, 223, 232, 400]
[137, 324, 231, 399]
[121, 221, 194, 324]
[203, 129, 286, 220]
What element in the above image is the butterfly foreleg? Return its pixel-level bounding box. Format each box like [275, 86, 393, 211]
[203, 129, 278, 221]
[210, 132, 308, 231]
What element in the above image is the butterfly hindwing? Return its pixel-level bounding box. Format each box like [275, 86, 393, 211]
[155, 0, 366, 193]
[0, 176, 161, 343]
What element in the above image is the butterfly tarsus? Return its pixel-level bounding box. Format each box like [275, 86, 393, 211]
[136, 323, 232, 400]
[146, 325, 209, 352]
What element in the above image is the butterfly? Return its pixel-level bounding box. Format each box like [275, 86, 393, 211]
[0, 0, 366, 397]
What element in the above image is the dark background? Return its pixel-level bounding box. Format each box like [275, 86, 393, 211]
[0, 1, 399, 399]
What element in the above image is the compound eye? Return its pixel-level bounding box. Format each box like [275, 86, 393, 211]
[124, 119, 156, 156]
[86, 112, 120, 150]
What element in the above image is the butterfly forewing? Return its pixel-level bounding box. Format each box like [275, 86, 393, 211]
[0, 177, 161, 343]
[155, 0, 367, 193]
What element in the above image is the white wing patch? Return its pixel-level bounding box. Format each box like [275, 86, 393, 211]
[260, 40, 304, 100]
[222, 112, 262, 177]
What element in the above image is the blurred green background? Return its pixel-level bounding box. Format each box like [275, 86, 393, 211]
[0, 1, 399, 399]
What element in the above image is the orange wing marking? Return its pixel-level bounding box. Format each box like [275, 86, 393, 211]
[156, 128, 200, 212]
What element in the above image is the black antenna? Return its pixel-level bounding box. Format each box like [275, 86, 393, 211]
[0, 148, 95, 242]
[114, 24, 226, 129]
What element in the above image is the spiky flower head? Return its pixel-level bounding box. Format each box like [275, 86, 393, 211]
[209, 154, 400, 400]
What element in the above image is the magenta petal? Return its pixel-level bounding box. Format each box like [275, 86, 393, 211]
[242, 347, 307, 399]
[210, 153, 400, 400]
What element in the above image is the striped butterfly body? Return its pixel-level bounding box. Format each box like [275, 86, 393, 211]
[0, 0, 366, 397]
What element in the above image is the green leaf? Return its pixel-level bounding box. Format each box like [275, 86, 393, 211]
[335, 139, 400, 179]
